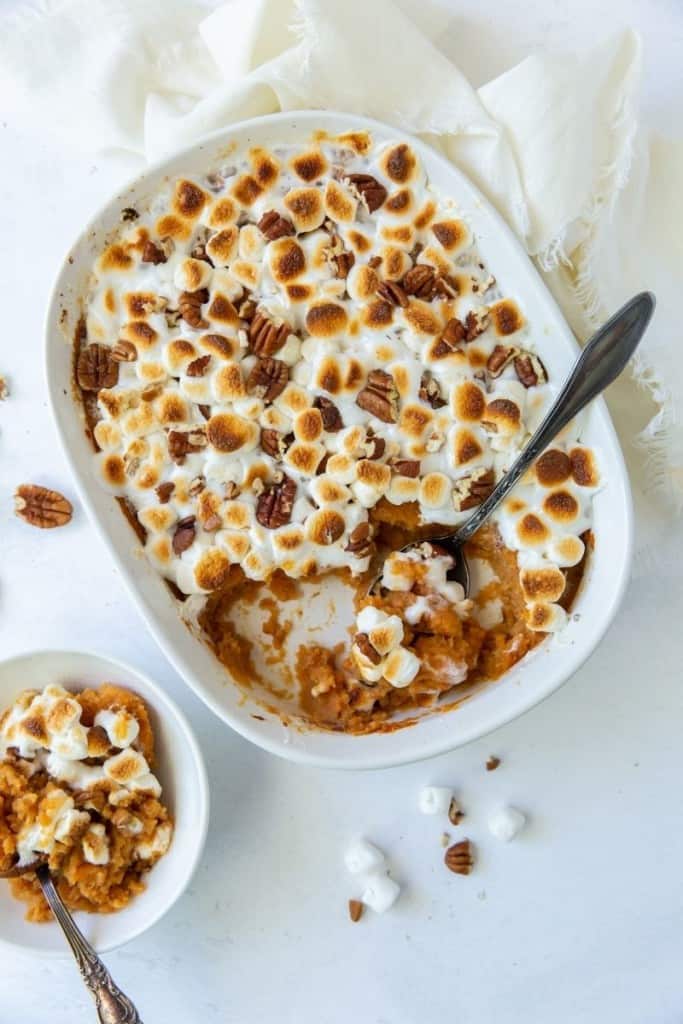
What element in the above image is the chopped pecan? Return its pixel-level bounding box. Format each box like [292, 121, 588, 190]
[345, 522, 375, 558]
[0, 376, 8, 400]
[348, 899, 364, 923]
[77, 344, 119, 391]
[224, 481, 240, 499]
[155, 481, 175, 504]
[172, 516, 196, 555]
[419, 372, 446, 409]
[453, 468, 496, 512]
[448, 798, 464, 825]
[141, 240, 167, 264]
[364, 434, 386, 460]
[334, 250, 355, 278]
[345, 173, 388, 213]
[256, 474, 297, 529]
[435, 274, 460, 298]
[167, 428, 207, 464]
[238, 297, 257, 322]
[376, 280, 409, 308]
[111, 340, 137, 363]
[205, 171, 225, 192]
[514, 351, 547, 388]
[249, 309, 291, 356]
[186, 354, 212, 377]
[432, 317, 466, 358]
[257, 210, 296, 241]
[444, 838, 474, 875]
[391, 458, 421, 478]
[313, 395, 344, 432]
[121, 207, 139, 222]
[403, 264, 437, 299]
[486, 755, 501, 771]
[487, 344, 518, 378]
[198, 403, 212, 421]
[356, 369, 399, 424]
[260, 428, 293, 459]
[188, 476, 205, 497]
[464, 309, 489, 341]
[190, 240, 212, 265]
[246, 357, 289, 403]
[179, 289, 209, 329]
[141, 383, 163, 402]
[354, 632, 382, 665]
[14, 484, 72, 529]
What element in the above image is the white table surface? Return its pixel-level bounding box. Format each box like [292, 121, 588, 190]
[2, 1, 683, 1021]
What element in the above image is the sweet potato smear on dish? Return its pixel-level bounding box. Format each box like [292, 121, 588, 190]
[0, 683, 172, 921]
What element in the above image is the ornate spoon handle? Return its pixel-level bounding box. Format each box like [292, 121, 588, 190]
[37, 865, 143, 1023]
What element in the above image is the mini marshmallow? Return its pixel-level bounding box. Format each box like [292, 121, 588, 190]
[82, 822, 110, 865]
[344, 838, 386, 875]
[418, 786, 453, 815]
[361, 874, 401, 914]
[173, 257, 212, 292]
[94, 708, 140, 749]
[487, 805, 526, 842]
[383, 647, 421, 688]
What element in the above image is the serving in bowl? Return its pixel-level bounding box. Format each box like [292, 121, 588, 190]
[0, 650, 208, 956]
[45, 111, 633, 769]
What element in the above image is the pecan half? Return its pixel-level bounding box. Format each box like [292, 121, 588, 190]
[486, 344, 518, 378]
[345, 522, 375, 558]
[257, 210, 296, 241]
[514, 352, 547, 388]
[453, 468, 495, 511]
[403, 264, 437, 299]
[179, 289, 209, 329]
[345, 173, 388, 213]
[249, 310, 291, 356]
[111, 340, 137, 363]
[256, 474, 297, 529]
[260, 428, 293, 459]
[186, 354, 212, 377]
[419, 372, 446, 409]
[444, 838, 474, 875]
[155, 481, 175, 504]
[246, 357, 289, 403]
[14, 484, 72, 529]
[377, 280, 409, 308]
[313, 396, 344, 432]
[172, 516, 196, 555]
[354, 632, 382, 665]
[141, 240, 167, 265]
[167, 428, 207, 464]
[77, 344, 119, 391]
[356, 369, 399, 423]
[391, 458, 421, 478]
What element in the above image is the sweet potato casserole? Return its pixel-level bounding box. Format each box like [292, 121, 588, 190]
[75, 129, 600, 732]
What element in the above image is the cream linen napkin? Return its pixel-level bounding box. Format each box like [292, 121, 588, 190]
[2, 0, 682, 562]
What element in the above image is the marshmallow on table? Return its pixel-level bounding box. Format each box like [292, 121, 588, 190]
[418, 786, 453, 815]
[344, 837, 386, 875]
[361, 874, 401, 914]
[488, 805, 526, 842]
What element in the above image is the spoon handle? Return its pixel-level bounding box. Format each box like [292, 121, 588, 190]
[37, 866, 143, 1024]
[455, 291, 655, 545]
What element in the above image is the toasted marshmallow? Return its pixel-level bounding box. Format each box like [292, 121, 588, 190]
[94, 708, 140, 749]
[383, 647, 421, 688]
[174, 257, 212, 292]
[82, 822, 110, 865]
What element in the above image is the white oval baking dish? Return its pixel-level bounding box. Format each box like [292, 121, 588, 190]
[45, 111, 633, 770]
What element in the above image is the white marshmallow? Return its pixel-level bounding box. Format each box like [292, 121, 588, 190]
[344, 838, 386, 875]
[488, 805, 526, 842]
[361, 874, 401, 914]
[418, 786, 453, 816]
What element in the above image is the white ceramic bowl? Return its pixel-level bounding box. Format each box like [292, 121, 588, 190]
[45, 111, 633, 770]
[0, 650, 209, 956]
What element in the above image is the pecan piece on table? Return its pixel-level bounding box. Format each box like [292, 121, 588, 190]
[77, 344, 119, 391]
[167, 428, 207, 464]
[514, 351, 547, 388]
[246, 357, 289, 403]
[348, 899, 364, 923]
[0, 376, 8, 400]
[172, 515, 196, 555]
[345, 522, 375, 558]
[179, 289, 209, 329]
[486, 344, 518, 378]
[141, 240, 167, 265]
[257, 210, 296, 241]
[419, 371, 446, 409]
[376, 280, 409, 308]
[444, 838, 474, 875]
[356, 369, 399, 424]
[14, 484, 73, 529]
[391, 458, 421, 478]
[448, 798, 464, 825]
[354, 632, 382, 665]
[249, 310, 291, 356]
[186, 354, 212, 377]
[453, 468, 496, 512]
[111, 340, 137, 363]
[260, 428, 293, 459]
[345, 173, 388, 213]
[313, 395, 344, 432]
[256, 474, 297, 529]
[486, 755, 501, 772]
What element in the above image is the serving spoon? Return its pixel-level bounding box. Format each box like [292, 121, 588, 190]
[0, 860, 142, 1023]
[371, 291, 655, 597]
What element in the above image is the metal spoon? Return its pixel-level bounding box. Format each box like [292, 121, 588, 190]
[1, 860, 142, 1023]
[371, 291, 655, 596]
